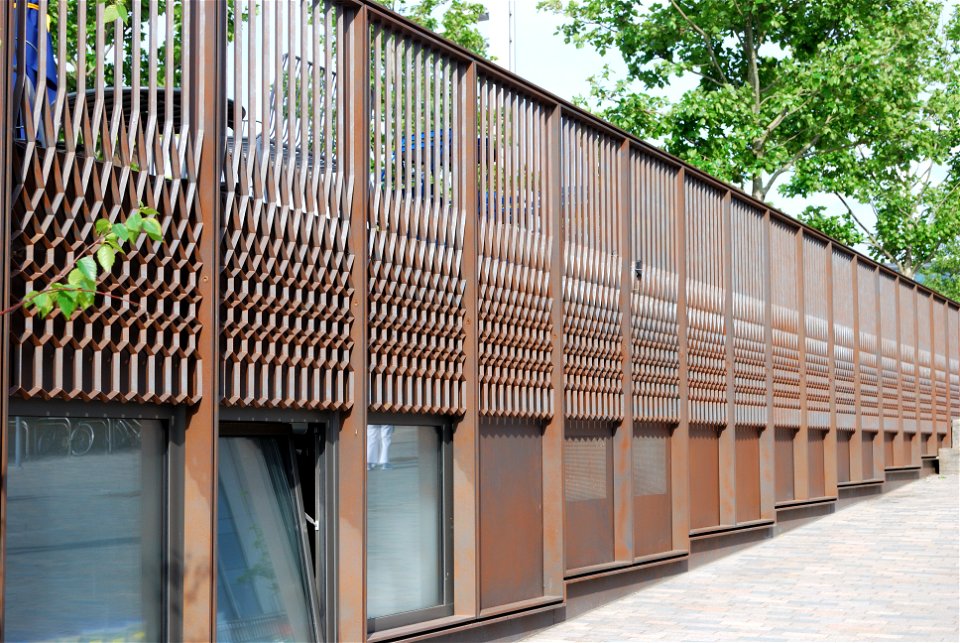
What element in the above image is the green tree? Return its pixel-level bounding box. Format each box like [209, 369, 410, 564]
[542, 0, 957, 295]
[377, 0, 490, 56]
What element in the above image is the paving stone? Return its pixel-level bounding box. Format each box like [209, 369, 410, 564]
[526, 476, 959, 642]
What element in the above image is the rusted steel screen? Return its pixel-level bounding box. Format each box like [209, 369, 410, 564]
[479, 418, 544, 609]
[560, 118, 623, 421]
[476, 77, 553, 419]
[837, 430, 851, 483]
[735, 427, 761, 522]
[857, 263, 881, 432]
[775, 427, 796, 502]
[803, 235, 831, 428]
[689, 424, 720, 529]
[730, 200, 768, 426]
[879, 274, 901, 432]
[633, 423, 673, 557]
[630, 151, 680, 423]
[808, 429, 826, 498]
[832, 249, 857, 430]
[898, 282, 918, 434]
[564, 420, 615, 571]
[221, 0, 352, 409]
[862, 432, 876, 480]
[9, 0, 203, 403]
[685, 178, 726, 424]
[884, 431, 896, 467]
[368, 19, 466, 414]
[771, 221, 802, 427]
[917, 294, 934, 441]
[932, 302, 950, 436]
[950, 307, 960, 428]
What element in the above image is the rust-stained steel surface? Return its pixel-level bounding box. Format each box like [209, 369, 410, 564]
[2, 1, 958, 641]
[479, 417, 544, 609]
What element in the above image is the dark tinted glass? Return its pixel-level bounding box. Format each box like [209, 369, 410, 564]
[4, 416, 164, 641]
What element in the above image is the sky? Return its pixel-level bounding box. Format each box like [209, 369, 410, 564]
[475, 0, 957, 254]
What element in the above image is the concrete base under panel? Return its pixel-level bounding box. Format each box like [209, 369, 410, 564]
[939, 447, 960, 475]
[416, 470, 940, 643]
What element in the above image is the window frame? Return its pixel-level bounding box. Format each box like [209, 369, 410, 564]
[218, 409, 338, 643]
[6, 398, 180, 641]
[364, 413, 454, 635]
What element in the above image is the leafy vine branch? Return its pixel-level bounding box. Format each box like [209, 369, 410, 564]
[0, 205, 163, 320]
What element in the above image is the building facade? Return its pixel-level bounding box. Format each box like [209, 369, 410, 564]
[1, 1, 958, 641]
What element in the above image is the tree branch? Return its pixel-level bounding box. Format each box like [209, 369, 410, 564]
[669, 0, 730, 85]
[835, 192, 902, 269]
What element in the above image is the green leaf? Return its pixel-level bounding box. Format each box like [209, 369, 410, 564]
[102, 4, 120, 23]
[95, 219, 112, 236]
[33, 292, 53, 318]
[77, 288, 96, 308]
[126, 211, 143, 237]
[97, 245, 117, 272]
[141, 217, 163, 242]
[57, 291, 78, 319]
[138, 204, 160, 217]
[115, 3, 129, 24]
[78, 256, 98, 283]
[112, 222, 130, 243]
[68, 268, 88, 289]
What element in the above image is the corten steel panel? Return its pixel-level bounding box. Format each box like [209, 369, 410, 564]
[950, 306, 960, 442]
[898, 282, 919, 435]
[862, 432, 876, 480]
[684, 178, 727, 425]
[367, 19, 466, 415]
[730, 200, 768, 427]
[857, 263, 882, 432]
[884, 431, 896, 467]
[770, 220, 803, 428]
[630, 151, 681, 423]
[339, 5, 372, 640]
[0, 2, 11, 631]
[879, 274, 902, 433]
[689, 424, 720, 530]
[916, 293, 934, 442]
[560, 117, 624, 421]
[902, 432, 916, 466]
[632, 423, 673, 557]
[802, 235, 831, 429]
[476, 76, 554, 420]
[8, 1, 203, 404]
[564, 420, 615, 571]
[221, 0, 353, 410]
[808, 429, 826, 498]
[932, 300, 949, 438]
[479, 418, 544, 610]
[775, 427, 796, 503]
[832, 250, 858, 431]
[735, 427, 761, 523]
[837, 430, 852, 483]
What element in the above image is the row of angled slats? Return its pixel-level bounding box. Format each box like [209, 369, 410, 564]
[730, 199, 767, 426]
[630, 151, 680, 423]
[685, 177, 726, 424]
[9, 0, 202, 404]
[832, 249, 857, 429]
[368, 20, 466, 414]
[561, 117, 624, 421]
[220, 0, 352, 409]
[477, 77, 553, 419]
[803, 236, 831, 428]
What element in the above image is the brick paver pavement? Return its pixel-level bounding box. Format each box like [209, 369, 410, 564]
[527, 474, 959, 642]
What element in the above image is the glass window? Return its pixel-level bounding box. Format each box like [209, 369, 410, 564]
[366, 424, 450, 630]
[4, 416, 164, 642]
[216, 435, 319, 642]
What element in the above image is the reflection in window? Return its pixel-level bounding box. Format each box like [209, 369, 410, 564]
[4, 416, 163, 642]
[217, 437, 317, 642]
[366, 425, 446, 625]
